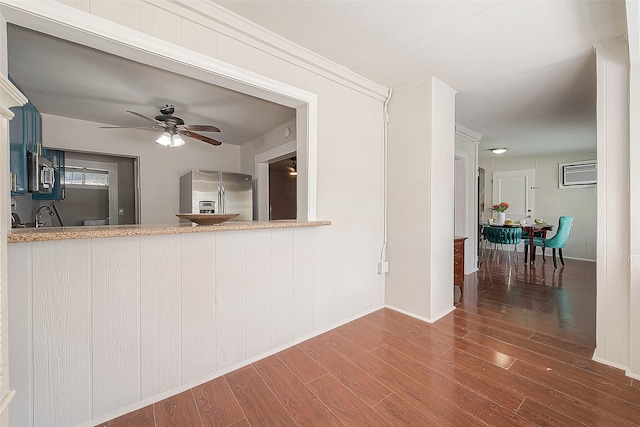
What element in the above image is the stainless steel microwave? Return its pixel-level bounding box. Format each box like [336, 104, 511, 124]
[27, 151, 55, 193]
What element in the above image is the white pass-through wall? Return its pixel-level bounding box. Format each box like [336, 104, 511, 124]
[7, 227, 384, 426]
[1, 1, 388, 422]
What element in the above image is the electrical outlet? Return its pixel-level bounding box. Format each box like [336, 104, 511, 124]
[377, 261, 389, 274]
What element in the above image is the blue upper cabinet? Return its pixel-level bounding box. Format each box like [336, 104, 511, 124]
[23, 102, 42, 155]
[8, 74, 53, 197]
[34, 104, 42, 155]
[32, 149, 65, 201]
[9, 101, 44, 195]
[9, 106, 26, 195]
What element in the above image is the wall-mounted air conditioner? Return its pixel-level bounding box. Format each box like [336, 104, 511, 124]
[558, 160, 596, 188]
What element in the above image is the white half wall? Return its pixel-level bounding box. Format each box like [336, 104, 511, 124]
[479, 150, 597, 261]
[7, 226, 382, 427]
[42, 114, 241, 225]
[386, 77, 457, 322]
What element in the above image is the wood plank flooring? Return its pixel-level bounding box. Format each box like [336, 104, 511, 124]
[99, 256, 640, 426]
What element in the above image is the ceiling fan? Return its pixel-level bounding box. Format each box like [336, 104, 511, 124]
[286, 156, 297, 176]
[102, 105, 223, 147]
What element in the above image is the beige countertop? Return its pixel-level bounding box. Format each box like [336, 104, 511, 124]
[8, 220, 331, 243]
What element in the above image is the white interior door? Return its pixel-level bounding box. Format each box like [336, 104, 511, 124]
[492, 168, 535, 220]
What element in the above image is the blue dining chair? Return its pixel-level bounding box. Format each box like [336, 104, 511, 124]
[541, 216, 574, 268]
[522, 232, 546, 263]
[483, 225, 522, 264]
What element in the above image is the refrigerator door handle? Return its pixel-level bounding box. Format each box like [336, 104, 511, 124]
[221, 184, 226, 213]
[217, 185, 222, 214]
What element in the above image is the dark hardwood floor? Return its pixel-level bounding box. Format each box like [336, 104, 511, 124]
[99, 254, 640, 426]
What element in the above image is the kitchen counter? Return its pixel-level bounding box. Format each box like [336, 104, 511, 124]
[8, 220, 331, 243]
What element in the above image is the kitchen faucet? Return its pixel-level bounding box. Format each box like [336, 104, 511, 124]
[35, 205, 55, 228]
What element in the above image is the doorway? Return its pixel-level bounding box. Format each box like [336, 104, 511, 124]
[255, 140, 297, 220]
[59, 151, 138, 226]
[269, 157, 297, 220]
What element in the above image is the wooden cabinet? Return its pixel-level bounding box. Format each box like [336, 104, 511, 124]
[454, 237, 467, 292]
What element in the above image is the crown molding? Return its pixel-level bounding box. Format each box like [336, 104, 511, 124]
[0, 73, 27, 118]
[167, 0, 389, 101]
[455, 124, 482, 144]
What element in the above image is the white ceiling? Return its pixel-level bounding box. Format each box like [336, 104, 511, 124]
[6, 24, 296, 146]
[7, 2, 627, 156]
[214, 0, 627, 157]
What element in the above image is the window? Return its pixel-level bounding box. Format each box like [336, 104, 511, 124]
[65, 166, 109, 188]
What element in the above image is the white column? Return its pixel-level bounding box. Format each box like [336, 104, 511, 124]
[0, 73, 28, 425]
[627, 0, 640, 380]
[629, 60, 640, 379]
[386, 77, 457, 322]
[593, 39, 632, 371]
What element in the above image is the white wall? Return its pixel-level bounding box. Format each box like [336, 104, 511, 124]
[479, 150, 597, 261]
[42, 114, 241, 224]
[628, 1, 640, 378]
[3, 1, 387, 425]
[33, 3, 387, 330]
[386, 77, 456, 322]
[240, 118, 296, 176]
[593, 39, 631, 373]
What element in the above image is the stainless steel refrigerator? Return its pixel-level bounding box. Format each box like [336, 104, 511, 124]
[179, 170, 253, 221]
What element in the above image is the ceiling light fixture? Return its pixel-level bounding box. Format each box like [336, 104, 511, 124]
[156, 131, 171, 146]
[490, 148, 508, 154]
[289, 156, 297, 176]
[156, 128, 185, 148]
[171, 133, 185, 147]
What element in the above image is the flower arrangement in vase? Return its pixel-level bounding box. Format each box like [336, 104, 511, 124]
[492, 202, 509, 225]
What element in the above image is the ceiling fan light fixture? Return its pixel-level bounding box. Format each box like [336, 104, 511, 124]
[170, 133, 185, 147]
[289, 156, 297, 176]
[156, 131, 172, 146]
[490, 148, 508, 154]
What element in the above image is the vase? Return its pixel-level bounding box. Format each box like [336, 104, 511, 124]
[497, 212, 506, 226]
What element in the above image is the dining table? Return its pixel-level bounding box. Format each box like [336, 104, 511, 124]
[521, 223, 554, 264]
[483, 222, 554, 264]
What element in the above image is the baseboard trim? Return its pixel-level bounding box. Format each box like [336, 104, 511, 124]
[0, 390, 16, 416]
[80, 304, 386, 427]
[591, 355, 640, 380]
[592, 354, 630, 373]
[384, 304, 456, 324]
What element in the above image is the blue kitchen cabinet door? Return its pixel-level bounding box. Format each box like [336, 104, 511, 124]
[9, 106, 27, 195]
[32, 149, 65, 201]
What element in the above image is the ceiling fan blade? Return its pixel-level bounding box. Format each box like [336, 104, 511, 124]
[183, 124, 221, 133]
[99, 126, 161, 131]
[180, 130, 222, 146]
[125, 110, 161, 125]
